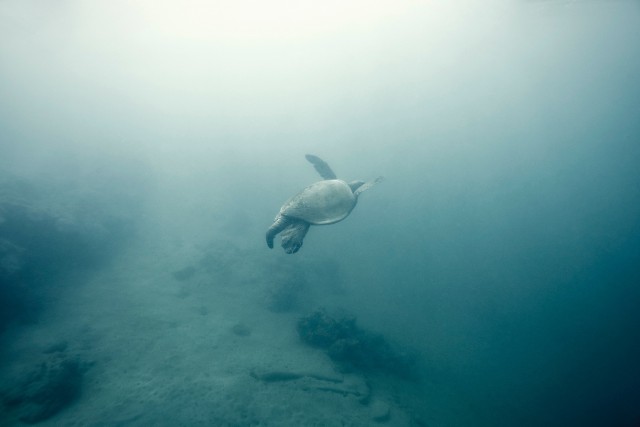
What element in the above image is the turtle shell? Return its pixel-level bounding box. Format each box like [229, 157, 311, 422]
[280, 179, 356, 225]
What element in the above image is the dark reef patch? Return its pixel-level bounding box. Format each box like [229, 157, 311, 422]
[1, 354, 91, 424]
[297, 309, 417, 380]
[0, 173, 143, 332]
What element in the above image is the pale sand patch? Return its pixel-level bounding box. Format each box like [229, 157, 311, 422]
[0, 234, 417, 426]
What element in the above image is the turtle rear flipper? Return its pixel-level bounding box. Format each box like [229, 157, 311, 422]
[280, 221, 310, 254]
[305, 154, 337, 180]
[354, 176, 384, 197]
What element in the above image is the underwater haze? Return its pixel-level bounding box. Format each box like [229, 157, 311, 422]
[1, 0, 640, 426]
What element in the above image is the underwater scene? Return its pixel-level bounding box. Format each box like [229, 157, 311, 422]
[1, 1, 639, 426]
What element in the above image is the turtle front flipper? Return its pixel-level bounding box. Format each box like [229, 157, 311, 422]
[280, 221, 310, 254]
[266, 215, 290, 249]
[305, 154, 337, 180]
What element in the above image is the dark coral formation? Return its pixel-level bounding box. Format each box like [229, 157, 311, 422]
[1, 355, 89, 424]
[297, 310, 417, 380]
[0, 174, 140, 332]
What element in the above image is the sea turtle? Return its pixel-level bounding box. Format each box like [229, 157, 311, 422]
[266, 154, 383, 254]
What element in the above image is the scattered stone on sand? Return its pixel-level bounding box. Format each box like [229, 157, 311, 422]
[369, 399, 391, 423]
[176, 287, 190, 299]
[172, 265, 197, 281]
[42, 341, 68, 354]
[231, 322, 252, 337]
[250, 369, 371, 401]
[250, 370, 303, 382]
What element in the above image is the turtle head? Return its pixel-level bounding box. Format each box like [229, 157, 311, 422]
[348, 180, 365, 193]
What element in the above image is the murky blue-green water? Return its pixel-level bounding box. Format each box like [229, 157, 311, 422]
[1, 1, 639, 426]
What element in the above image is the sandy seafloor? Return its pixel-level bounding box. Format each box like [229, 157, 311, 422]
[0, 215, 442, 427]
